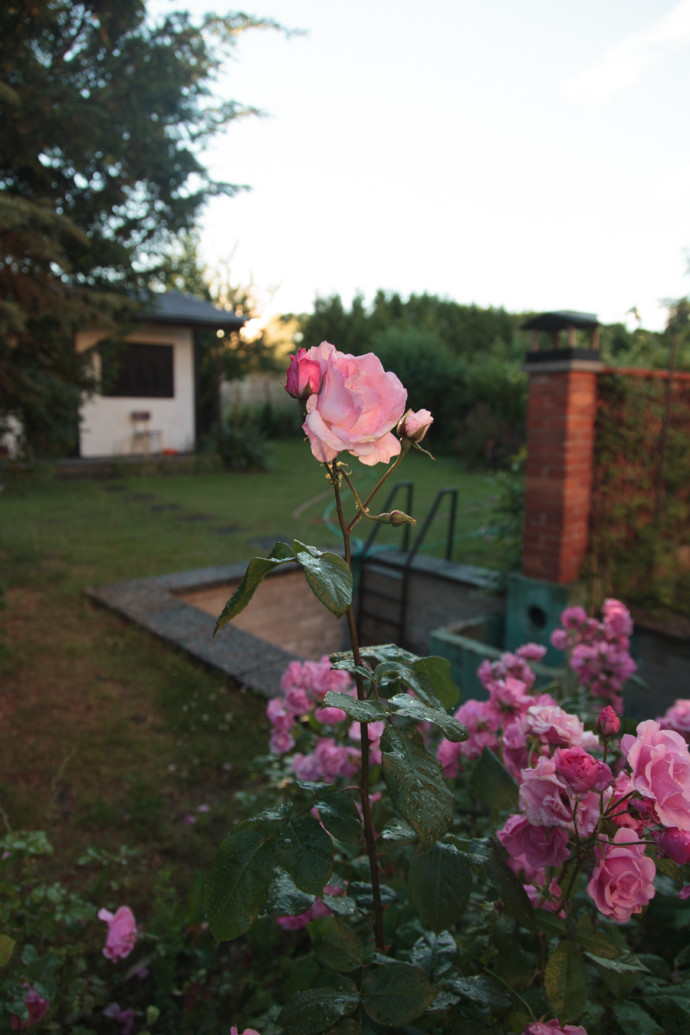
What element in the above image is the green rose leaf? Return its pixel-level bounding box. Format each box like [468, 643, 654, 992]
[276, 814, 333, 895]
[470, 747, 519, 812]
[412, 655, 461, 709]
[361, 962, 435, 1026]
[263, 868, 315, 918]
[380, 726, 454, 846]
[545, 940, 587, 1023]
[481, 837, 535, 930]
[203, 828, 276, 941]
[294, 541, 353, 618]
[278, 980, 359, 1034]
[389, 693, 467, 742]
[410, 930, 458, 981]
[322, 692, 387, 723]
[316, 793, 363, 844]
[214, 542, 296, 634]
[612, 1001, 664, 1035]
[409, 842, 472, 931]
[308, 916, 366, 972]
[0, 934, 15, 968]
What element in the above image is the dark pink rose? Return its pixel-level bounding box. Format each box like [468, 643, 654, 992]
[597, 705, 620, 737]
[587, 827, 656, 922]
[10, 987, 50, 1030]
[397, 407, 433, 443]
[98, 905, 137, 962]
[302, 342, 407, 466]
[498, 813, 570, 871]
[285, 347, 322, 399]
[622, 719, 690, 831]
[654, 827, 690, 865]
[523, 1021, 588, 1035]
[554, 746, 613, 793]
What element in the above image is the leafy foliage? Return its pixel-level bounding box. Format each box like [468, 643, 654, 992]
[0, 0, 275, 455]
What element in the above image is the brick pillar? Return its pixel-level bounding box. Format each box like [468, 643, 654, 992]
[522, 356, 602, 584]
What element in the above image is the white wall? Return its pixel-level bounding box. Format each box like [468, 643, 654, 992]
[76, 325, 196, 458]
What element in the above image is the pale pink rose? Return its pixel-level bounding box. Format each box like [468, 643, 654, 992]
[523, 1021, 588, 1035]
[516, 642, 547, 662]
[397, 407, 433, 443]
[658, 698, 690, 744]
[654, 827, 690, 865]
[302, 342, 407, 465]
[554, 746, 613, 793]
[602, 598, 633, 640]
[98, 905, 137, 961]
[519, 756, 574, 829]
[622, 719, 690, 831]
[524, 704, 600, 751]
[285, 347, 322, 399]
[587, 827, 656, 922]
[10, 987, 50, 1030]
[498, 813, 570, 872]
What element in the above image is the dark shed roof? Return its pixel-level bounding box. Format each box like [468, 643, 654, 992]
[521, 310, 598, 332]
[136, 291, 247, 331]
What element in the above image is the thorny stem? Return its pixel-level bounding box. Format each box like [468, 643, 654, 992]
[328, 462, 386, 952]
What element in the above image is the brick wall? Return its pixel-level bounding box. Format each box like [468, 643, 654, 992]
[522, 362, 600, 583]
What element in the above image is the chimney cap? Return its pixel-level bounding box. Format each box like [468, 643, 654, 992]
[521, 310, 598, 333]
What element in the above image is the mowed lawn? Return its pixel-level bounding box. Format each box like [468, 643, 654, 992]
[0, 439, 502, 881]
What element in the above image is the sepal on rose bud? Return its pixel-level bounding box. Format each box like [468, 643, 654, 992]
[397, 408, 433, 443]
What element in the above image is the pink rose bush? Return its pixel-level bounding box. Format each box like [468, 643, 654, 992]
[98, 905, 137, 961]
[293, 341, 408, 465]
[549, 599, 636, 713]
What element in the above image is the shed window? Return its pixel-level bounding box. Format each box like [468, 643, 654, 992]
[101, 342, 174, 398]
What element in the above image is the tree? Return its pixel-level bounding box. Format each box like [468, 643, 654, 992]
[0, 0, 274, 455]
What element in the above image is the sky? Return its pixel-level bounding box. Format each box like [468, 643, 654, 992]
[150, 0, 690, 331]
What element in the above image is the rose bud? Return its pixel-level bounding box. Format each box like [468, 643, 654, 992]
[285, 348, 322, 399]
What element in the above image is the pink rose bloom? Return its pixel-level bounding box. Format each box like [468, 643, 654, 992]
[519, 756, 574, 829]
[560, 606, 588, 631]
[397, 407, 433, 443]
[524, 704, 600, 751]
[437, 737, 464, 778]
[658, 698, 690, 744]
[498, 813, 570, 872]
[654, 827, 690, 865]
[283, 684, 311, 716]
[302, 342, 407, 465]
[602, 598, 633, 640]
[266, 697, 295, 733]
[587, 827, 656, 922]
[516, 642, 547, 662]
[10, 987, 50, 1030]
[554, 746, 613, 793]
[230, 1028, 261, 1035]
[622, 719, 690, 831]
[98, 905, 137, 961]
[453, 698, 501, 760]
[285, 347, 322, 399]
[269, 730, 295, 754]
[523, 1021, 588, 1035]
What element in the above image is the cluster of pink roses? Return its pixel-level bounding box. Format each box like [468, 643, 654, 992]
[285, 341, 432, 467]
[267, 656, 383, 783]
[550, 599, 637, 713]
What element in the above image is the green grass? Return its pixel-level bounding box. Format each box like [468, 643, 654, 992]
[0, 440, 508, 882]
